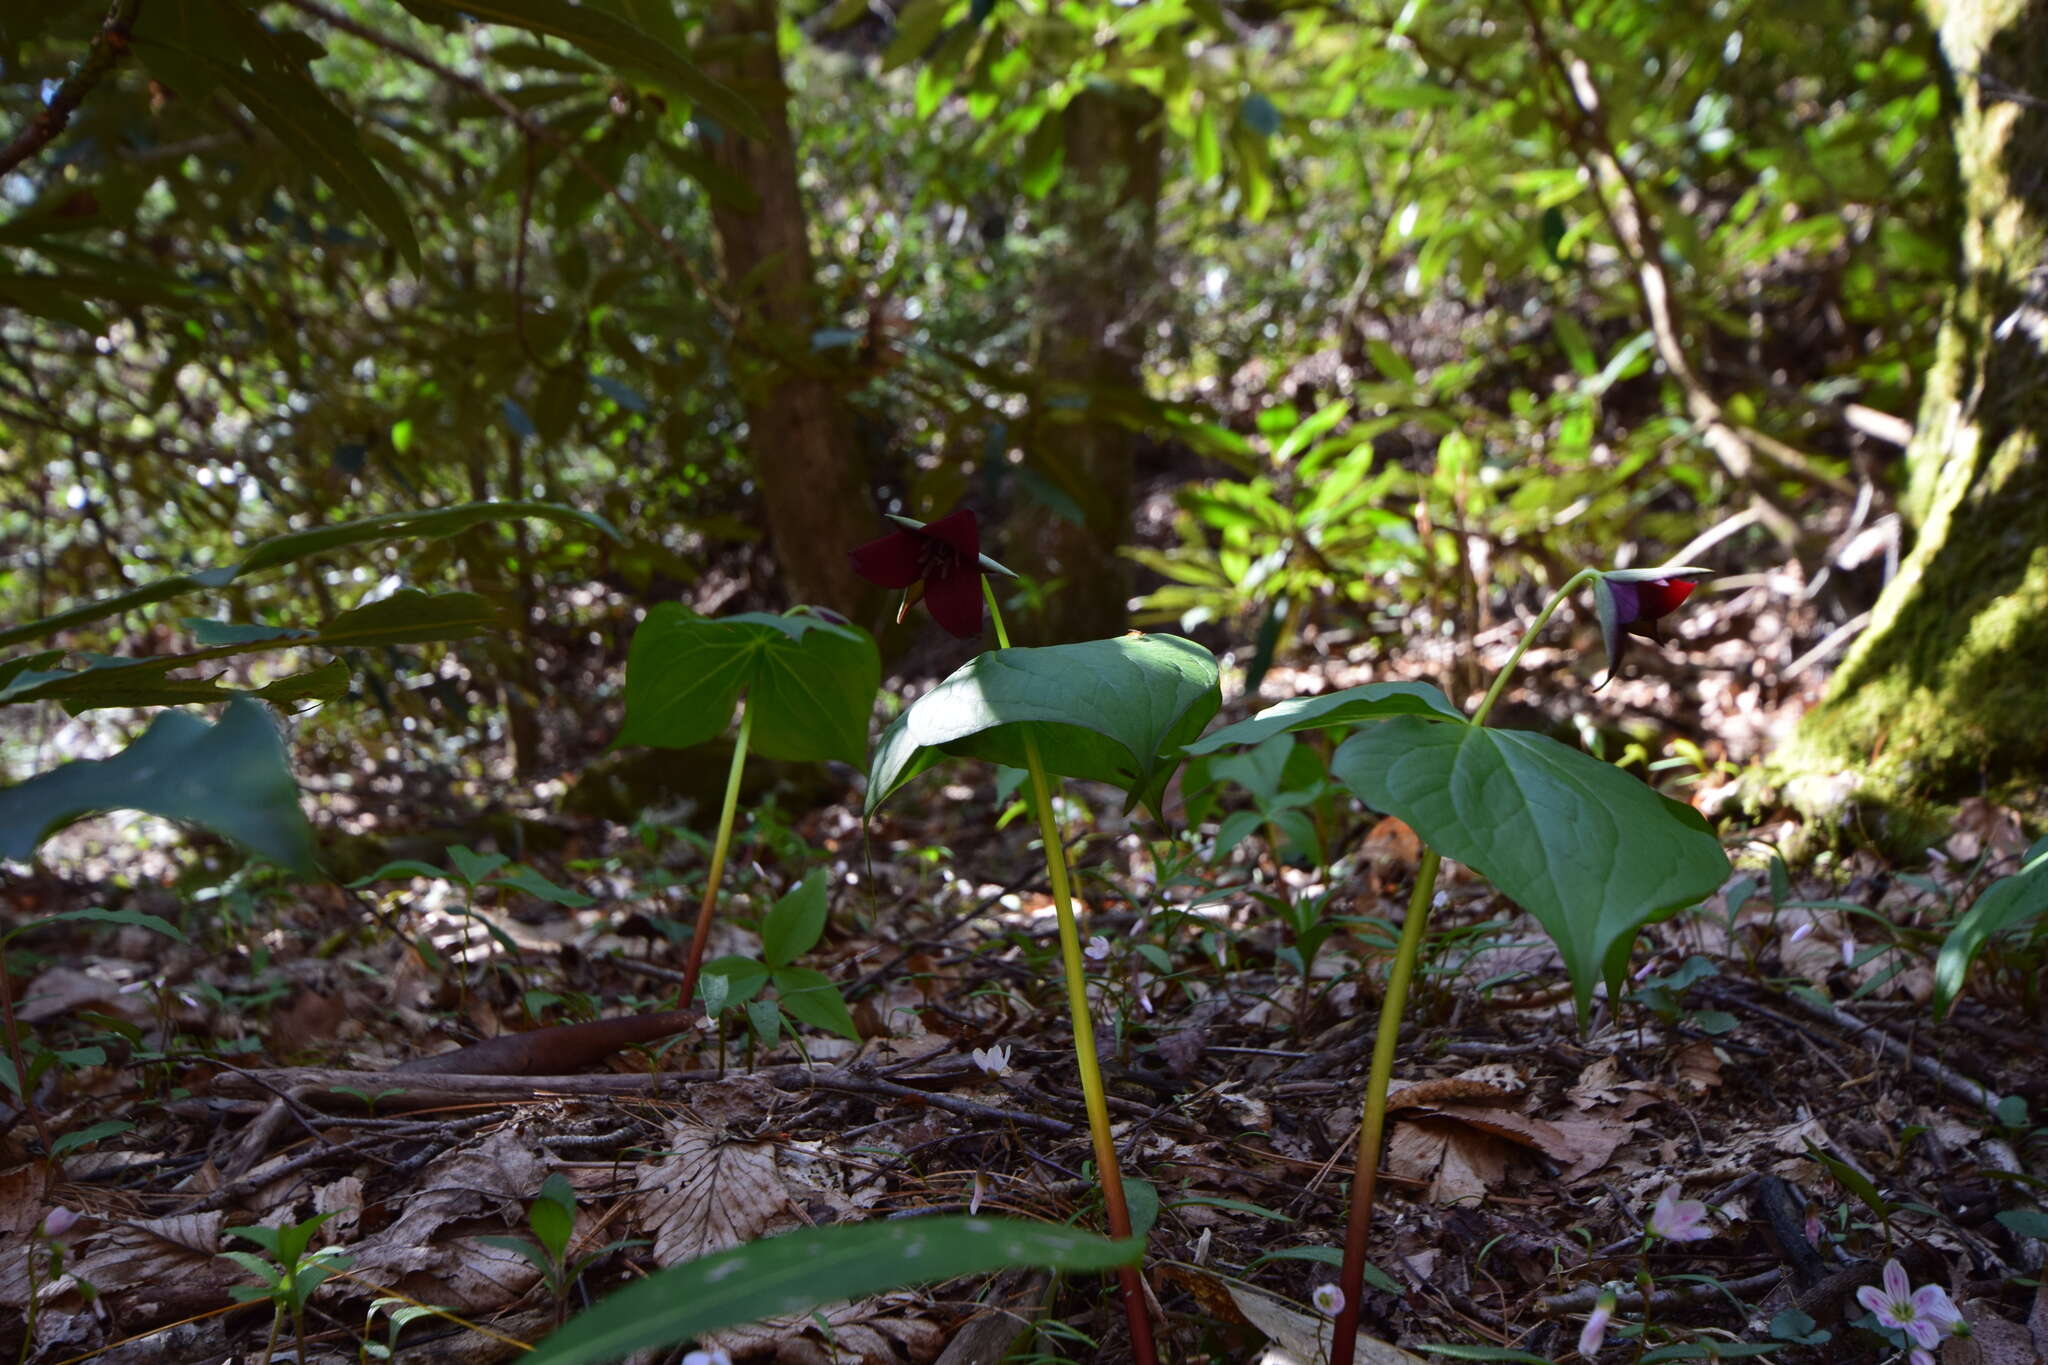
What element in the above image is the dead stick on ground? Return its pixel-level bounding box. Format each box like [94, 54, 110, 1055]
[1541, 1269, 1781, 1316]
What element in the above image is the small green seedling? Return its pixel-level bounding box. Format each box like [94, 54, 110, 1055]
[479, 1173, 644, 1325]
[223, 1212, 353, 1365]
[697, 869, 860, 1048]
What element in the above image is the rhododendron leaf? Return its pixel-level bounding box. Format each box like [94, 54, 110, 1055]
[1333, 717, 1728, 1022]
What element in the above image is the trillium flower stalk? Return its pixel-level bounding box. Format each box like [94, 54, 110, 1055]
[675, 697, 754, 1013]
[980, 575, 1157, 1365]
[1331, 563, 1705, 1365]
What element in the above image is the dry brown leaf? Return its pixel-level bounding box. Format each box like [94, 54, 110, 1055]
[1221, 1278, 1426, 1364]
[345, 1123, 550, 1312]
[1674, 1041, 1725, 1093]
[635, 1119, 792, 1266]
[1360, 816, 1421, 872]
[703, 1292, 945, 1365]
[1387, 1078, 1513, 1110]
[1944, 1300, 2044, 1365]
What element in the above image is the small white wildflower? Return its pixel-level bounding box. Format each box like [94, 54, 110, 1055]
[1312, 1282, 1344, 1317]
[1646, 1186, 1712, 1242]
[970, 1045, 1013, 1076]
[1841, 934, 1858, 966]
[1856, 1259, 1962, 1349]
[682, 1350, 733, 1365]
[1787, 922, 1814, 944]
[1085, 935, 1113, 960]
[1578, 1287, 1616, 1356]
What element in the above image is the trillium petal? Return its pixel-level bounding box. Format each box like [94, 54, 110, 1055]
[924, 564, 985, 638]
[1593, 574, 1625, 690]
[849, 529, 924, 588]
[920, 507, 981, 560]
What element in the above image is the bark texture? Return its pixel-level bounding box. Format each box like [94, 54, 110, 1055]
[1775, 0, 2048, 825]
[699, 0, 872, 616]
[1016, 87, 1162, 644]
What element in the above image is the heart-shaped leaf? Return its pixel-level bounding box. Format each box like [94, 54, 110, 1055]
[619, 607, 879, 766]
[1333, 717, 1727, 1020]
[865, 634, 1220, 819]
[1183, 681, 1466, 755]
[0, 698, 315, 875]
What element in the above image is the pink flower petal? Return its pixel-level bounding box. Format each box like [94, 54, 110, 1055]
[1856, 1285, 1893, 1320]
[1883, 1259, 1912, 1305]
[1911, 1283, 1961, 1328]
[1904, 1318, 1943, 1350]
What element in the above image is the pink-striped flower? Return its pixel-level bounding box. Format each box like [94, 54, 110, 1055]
[1578, 1287, 1616, 1356]
[1646, 1186, 1712, 1242]
[1857, 1259, 1961, 1349]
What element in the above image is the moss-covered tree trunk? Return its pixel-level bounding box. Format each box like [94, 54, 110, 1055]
[1776, 0, 2048, 825]
[1017, 86, 1162, 644]
[699, 0, 873, 617]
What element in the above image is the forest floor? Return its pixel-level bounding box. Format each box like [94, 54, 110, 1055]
[3, 561, 2046, 1365]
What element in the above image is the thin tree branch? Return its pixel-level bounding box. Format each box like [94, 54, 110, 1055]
[0, 0, 146, 179]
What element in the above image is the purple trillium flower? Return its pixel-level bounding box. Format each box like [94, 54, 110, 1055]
[849, 508, 1017, 639]
[1593, 565, 1711, 687]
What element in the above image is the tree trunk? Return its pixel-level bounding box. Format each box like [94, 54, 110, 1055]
[1774, 0, 2048, 830]
[698, 0, 873, 617]
[1015, 87, 1162, 644]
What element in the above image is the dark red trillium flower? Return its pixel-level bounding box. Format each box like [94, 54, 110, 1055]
[849, 507, 990, 639]
[1593, 565, 1711, 687]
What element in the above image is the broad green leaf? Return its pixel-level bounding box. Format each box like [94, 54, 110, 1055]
[3, 905, 189, 944]
[761, 869, 829, 968]
[1183, 682, 1465, 756]
[618, 607, 879, 766]
[493, 866, 595, 907]
[865, 635, 1221, 820]
[0, 501, 617, 652]
[401, 0, 763, 138]
[882, 0, 952, 70]
[51, 1119, 134, 1156]
[349, 859, 449, 887]
[523, 1216, 1143, 1365]
[449, 845, 511, 885]
[183, 619, 315, 647]
[770, 966, 859, 1041]
[1332, 718, 1728, 1021]
[313, 591, 498, 648]
[0, 698, 316, 874]
[1933, 837, 2048, 1016]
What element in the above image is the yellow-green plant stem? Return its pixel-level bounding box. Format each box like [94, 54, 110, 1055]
[1330, 569, 1592, 1365]
[1328, 847, 1440, 1359]
[981, 580, 1156, 1365]
[676, 697, 754, 1013]
[1470, 567, 1596, 727]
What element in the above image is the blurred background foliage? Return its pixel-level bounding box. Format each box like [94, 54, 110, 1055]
[0, 0, 1959, 796]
